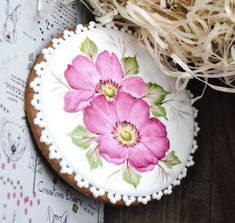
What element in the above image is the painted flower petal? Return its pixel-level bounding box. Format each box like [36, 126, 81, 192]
[83, 95, 117, 135]
[114, 92, 136, 122]
[70, 55, 100, 87]
[140, 118, 169, 159]
[140, 118, 167, 137]
[95, 51, 123, 82]
[141, 136, 170, 160]
[64, 90, 95, 112]
[97, 133, 126, 165]
[114, 92, 150, 128]
[64, 65, 92, 90]
[128, 98, 150, 129]
[127, 143, 158, 172]
[120, 76, 145, 97]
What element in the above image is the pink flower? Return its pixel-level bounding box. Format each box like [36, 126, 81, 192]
[83, 92, 170, 172]
[64, 51, 146, 112]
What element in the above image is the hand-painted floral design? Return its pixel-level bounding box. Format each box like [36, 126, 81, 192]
[64, 40, 145, 112]
[65, 37, 182, 188]
[84, 92, 170, 172]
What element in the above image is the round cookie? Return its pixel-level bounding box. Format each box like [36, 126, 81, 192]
[25, 22, 199, 206]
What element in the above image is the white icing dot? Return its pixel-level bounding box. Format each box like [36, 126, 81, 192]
[88, 21, 96, 29]
[82, 27, 88, 32]
[173, 179, 181, 186]
[186, 156, 194, 167]
[107, 192, 122, 204]
[163, 185, 172, 195]
[75, 28, 82, 34]
[41, 47, 53, 60]
[181, 168, 187, 178]
[60, 160, 73, 175]
[137, 195, 151, 205]
[31, 94, 41, 111]
[52, 38, 64, 48]
[74, 175, 89, 188]
[76, 24, 83, 30]
[43, 53, 50, 61]
[34, 62, 46, 76]
[40, 129, 52, 145]
[34, 64, 41, 71]
[90, 187, 105, 198]
[156, 191, 163, 200]
[192, 141, 198, 153]
[33, 112, 45, 128]
[63, 30, 75, 40]
[48, 47, 54, 54]
[48, 145, 62, 159]
[30, 78, 41, 92]
[42, 48, 49, 55]
[123, 195, 136, 206]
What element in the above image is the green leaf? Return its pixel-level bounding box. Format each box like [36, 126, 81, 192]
[151, 104, 167, 119]
[163, 151, 182, 169]
[69, 125, 96, 150]
[86, 147, 103, 170]
[145, 82, 170, 104]
[122, 164, 141, 188]
[80, 37, 98, 60]
[122, 56, 139, 75]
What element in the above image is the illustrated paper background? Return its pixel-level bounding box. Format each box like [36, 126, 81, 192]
[0, 0, 104, 222]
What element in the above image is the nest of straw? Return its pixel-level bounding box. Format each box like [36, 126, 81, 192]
[82, 0, 235, 95]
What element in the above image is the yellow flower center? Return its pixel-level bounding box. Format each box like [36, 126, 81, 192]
[114, 121, 140, 147]
[103, 86, 116, 98]
[121, 130, 132, 142]
[96, 79, 119, 100]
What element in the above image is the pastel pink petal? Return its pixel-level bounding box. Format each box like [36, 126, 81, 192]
[95, 51, 123, 82]
[71, 55, 100, 87]
[120, 76, 146, 97]
[114, 92, 150, 128]
[83, 95, 117, 135]
[114, 92, 136, 122]
[141, 136, 170, 160]
[140, 118, 169, 159]
[64, 65, 93, 90]
[97, 133, 126, 165]
[127, 143, 158, 172]
[128, 98, 150, 129]
[64, 90, 95, 112]
[140, 118, 167, 138]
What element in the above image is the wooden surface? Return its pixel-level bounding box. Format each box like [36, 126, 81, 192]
[104, 81, 235, 223]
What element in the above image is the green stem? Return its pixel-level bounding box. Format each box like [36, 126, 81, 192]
[107, 168, 123, 179]
[158, 163, 168, 181]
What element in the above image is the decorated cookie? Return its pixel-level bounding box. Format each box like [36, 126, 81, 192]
[25, 22, 199, 206]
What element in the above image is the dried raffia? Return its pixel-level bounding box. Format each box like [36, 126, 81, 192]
[79, 0, 235, 95]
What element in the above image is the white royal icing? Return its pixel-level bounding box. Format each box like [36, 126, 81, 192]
[29, 22, 200, 206]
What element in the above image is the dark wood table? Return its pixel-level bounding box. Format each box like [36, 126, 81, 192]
[104, 81, 235, 223]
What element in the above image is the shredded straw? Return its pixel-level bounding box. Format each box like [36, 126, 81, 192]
[81, 0, 235, 95]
